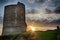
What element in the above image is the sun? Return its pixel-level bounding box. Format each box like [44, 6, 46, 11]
[27, 25, 36, 32]
[30, 26, 35, 31]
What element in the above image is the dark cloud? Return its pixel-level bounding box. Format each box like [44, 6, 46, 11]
[45, 8, 52, 13]
[45, 7, 60, 14]
[0, 0, 6, 4]
[48, 0, 60, 7]
[51, 0, 60, 14]
[35, 18, 60, 25]
[27, 8, 38, 14]
[49, 19, 60, 25]
[53, 0, 60, 7]
[45, 0, 60, 14]
[54, 7, 60, 13]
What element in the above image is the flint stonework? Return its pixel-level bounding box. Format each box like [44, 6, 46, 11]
[2, 2, 27, 35]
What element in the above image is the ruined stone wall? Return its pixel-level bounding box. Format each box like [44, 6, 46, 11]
[2, 2, 26, 35]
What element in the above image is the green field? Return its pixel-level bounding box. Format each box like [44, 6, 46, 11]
[0, 31, 58, 40]
[36, 31, 57, 40]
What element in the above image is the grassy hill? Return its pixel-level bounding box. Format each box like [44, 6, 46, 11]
[37, 31, 57, 40]
[0, 30, 58, 40]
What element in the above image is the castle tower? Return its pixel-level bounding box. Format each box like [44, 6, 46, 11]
[2, 2, 27, 35]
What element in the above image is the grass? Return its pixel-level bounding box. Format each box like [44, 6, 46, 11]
[36, 31, 57, 40]
[0, 30, 58, 40]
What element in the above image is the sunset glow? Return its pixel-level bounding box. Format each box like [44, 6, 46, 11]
[26, 22, 57, 32]
[30, 26, 35, 31]
[27, 25, 36, 32]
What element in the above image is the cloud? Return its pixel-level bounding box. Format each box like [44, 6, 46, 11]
[48, 0, 60, 14]
[26, 13, 60, 22]
[0, 0, 6, 4]
[45, 8, 52, 13]
[26, 7, 60, 26]
[35, 0, 45, 4]
[26, 0, 60, 25]
[26, 14, 60, 25]
[26, 8, 60, 21]
[28, 0, 45, 4]
[46, 0, 60, 14]
[28, 0, 35, 3]
[26, 8, 39, 14]
[54, 7, 60, 13]
[49, 19, 60, 25]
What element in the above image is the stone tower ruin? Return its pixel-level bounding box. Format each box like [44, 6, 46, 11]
[2, 2, 27, 35]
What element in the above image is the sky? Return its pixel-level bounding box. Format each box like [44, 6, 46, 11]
[0, 0, 60, 35]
